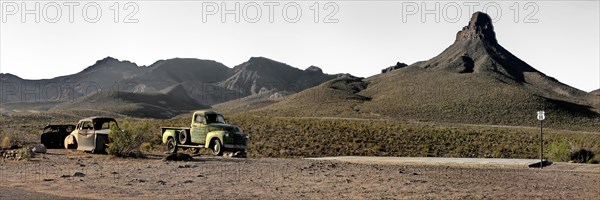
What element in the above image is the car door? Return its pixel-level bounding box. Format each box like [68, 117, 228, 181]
[77, 121, 95, 151]
[190, 113, 208, 144]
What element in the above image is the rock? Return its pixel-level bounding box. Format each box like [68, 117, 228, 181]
[305, 66, 323, 74]
[162, 153, 192, 162]
[183, 180, 194, 184]
[28, 148, 35, 157]
[455, 12, 497, 44]
[73, 172, 86, 177]
[33, 144, 47, 153]
[381, 62, 408, 74]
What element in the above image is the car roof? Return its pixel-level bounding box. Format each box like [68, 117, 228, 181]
[78, 116, 116, 123]
[194, 110, 221, 116]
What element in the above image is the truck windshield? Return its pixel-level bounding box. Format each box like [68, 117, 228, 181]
[206, 114, 226, 124]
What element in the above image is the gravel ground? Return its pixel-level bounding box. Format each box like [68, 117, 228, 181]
[1, 149, 599, 199]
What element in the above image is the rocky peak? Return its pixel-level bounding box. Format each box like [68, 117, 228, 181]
[305, 66, 323, 74]
[455, 12, 497, 44]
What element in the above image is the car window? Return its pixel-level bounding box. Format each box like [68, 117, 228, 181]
[94, 120, 118, 130]
[205, 114, 226, 124]
[82, 122, 93, 130]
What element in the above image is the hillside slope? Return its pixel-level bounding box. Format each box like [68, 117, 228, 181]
[251, 12, 600, 130]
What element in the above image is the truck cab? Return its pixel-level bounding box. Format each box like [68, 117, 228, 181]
[162, 111, 248, 156]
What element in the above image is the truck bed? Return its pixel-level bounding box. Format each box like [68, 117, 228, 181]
[160, 127, 190, 134]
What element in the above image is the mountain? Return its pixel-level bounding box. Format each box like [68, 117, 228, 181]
[249, 12, 599, 130]
[592, 89, 600, 96]
[0, 57, 145, 103]
[219, 57, 336, 95]
[0, 57, 339, 118]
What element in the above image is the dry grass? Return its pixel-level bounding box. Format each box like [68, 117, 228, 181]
[2, 111, 598, 163]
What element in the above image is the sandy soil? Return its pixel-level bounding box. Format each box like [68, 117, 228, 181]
[1, 149, 599, 199]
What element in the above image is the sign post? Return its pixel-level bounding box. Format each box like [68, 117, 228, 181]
[537, 111, 545, 169]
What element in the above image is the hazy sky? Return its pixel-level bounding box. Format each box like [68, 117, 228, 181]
[1, 1, 599, 92]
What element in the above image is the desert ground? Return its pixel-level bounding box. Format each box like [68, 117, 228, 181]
[1, 149, 599, 200]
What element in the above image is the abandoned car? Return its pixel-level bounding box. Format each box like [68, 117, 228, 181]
[64, 117, 118, 153]
[40, 124, 76, 148]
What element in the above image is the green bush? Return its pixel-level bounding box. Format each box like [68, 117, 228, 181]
[107, 120, 150, 158]
[16, 147, 31, 159]
[140, 142, 155, 152]
[546, 140, 571, 162]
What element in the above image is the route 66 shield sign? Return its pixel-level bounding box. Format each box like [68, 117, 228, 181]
[537, 111, 545, 121]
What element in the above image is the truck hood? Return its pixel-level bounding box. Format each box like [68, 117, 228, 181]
[208, 124, 241, 133]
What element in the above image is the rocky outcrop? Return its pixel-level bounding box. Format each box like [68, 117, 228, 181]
[455, 12, 497, 44]
[381, 62, 408, 74]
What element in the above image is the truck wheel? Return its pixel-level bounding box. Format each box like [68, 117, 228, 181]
[178, 130, 189, 144]
[167, 137, 178, 154]
[211, 139, 223, 156]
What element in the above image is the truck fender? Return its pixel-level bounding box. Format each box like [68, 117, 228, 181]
[205, 131, 225, 148]
[162, 129, 177, 144]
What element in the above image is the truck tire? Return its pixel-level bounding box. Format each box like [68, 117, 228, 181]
[210, 139, 223, 156]
[167, 137, 178, 154]
[178, 130, 189, 145]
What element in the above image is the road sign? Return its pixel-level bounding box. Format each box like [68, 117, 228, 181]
[537, 111, 545, 169]
[537, 111, 545, 121]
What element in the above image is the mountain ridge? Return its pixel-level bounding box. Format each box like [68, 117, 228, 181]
[0, 56, 340, 118]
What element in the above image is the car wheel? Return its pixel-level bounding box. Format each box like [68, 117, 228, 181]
[167, 137, 178, 154]
[211, 139, 223, 156]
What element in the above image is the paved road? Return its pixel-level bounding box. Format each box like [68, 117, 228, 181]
[307, 156, 543, 168]
[307, 156, 600, 172]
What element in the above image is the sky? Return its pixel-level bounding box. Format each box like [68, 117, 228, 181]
[1, 1, 599, 92]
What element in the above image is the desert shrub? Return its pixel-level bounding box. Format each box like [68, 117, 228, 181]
[591, 154, 600, 164]
[570, 148, 595, 164]
[107, 120, 150, 158]
[1, 135, 11, 149]
[546, 140, 571, 162]
[16, 147, 31, 159]
[140, 142, 155, 152]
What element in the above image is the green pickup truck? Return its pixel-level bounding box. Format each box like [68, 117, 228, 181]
[161, 111, 248, 156]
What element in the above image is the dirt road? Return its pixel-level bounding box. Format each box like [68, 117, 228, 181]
[1, 149, 599, 199]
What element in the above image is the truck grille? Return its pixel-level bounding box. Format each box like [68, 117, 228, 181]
[232, 134, 247, 144]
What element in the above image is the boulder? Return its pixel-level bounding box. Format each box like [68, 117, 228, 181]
[33, 144, 47, 153]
